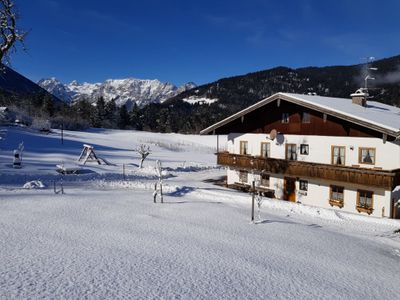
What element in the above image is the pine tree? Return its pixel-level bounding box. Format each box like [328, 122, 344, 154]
[42, 94, 54, 117]
[129, 102, 142, 130]
[117, 104, 129, 129]
[91, 97, 106, 127]
[105, 99, 117, 125]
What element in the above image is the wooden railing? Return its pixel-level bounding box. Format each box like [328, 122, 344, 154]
[217, 152, 400, 189]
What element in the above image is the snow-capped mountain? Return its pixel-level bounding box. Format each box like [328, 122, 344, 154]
[38, 77, 196, 108]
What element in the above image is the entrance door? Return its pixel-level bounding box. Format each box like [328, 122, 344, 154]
[284, 177, 296, 202]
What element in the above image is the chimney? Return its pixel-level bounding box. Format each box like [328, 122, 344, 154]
[350, 88, 368, 107]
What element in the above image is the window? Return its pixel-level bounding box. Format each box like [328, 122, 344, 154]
[240, 141, 248, 155]
[302, 112, 311, 123]
[330, 185, 344, 202]
[260, 174, 269, 187]
[357, 190, 373, 209]
[300, 144, 309, 155]
[299, 180, 308, 191]
[260, 142, 270, 158]
[331, 146, 345, 165]
[282, 113, 289, 123]
[286, 144, 297, 160]
[359, 148, 375, 165]
[239, 170, 248, 183]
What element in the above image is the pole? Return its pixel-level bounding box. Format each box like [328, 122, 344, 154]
[122, 164, 125, 180]
[61, 123, 63, 145]
[154, 182, 157, 203]
[217, 134, 219, 153]
[251, 181, 255, 222]
[160, 181, 163, 203]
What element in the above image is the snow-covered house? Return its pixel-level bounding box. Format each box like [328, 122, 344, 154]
[200, 91, 400, 218]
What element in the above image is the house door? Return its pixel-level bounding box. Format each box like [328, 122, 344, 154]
[284, 177, 296, 202]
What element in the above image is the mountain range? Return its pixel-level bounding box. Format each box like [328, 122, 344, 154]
[38, 77, 196, 108]
[1, 55, 400, 133]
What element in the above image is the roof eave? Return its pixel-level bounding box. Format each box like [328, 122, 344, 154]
[199, 93, 282, 135]
[200, 93, 399, 138]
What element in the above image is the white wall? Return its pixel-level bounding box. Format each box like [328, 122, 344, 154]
[227, 133, 400, 170]
[227, 168, 392, 218]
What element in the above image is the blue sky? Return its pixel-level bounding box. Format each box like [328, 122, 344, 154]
[11, 0, 400, 86]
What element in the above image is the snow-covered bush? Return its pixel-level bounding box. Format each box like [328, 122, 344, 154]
[51, 116, 90, 131]
[23, 180, 46, 189]
[31, 118, 51, 132]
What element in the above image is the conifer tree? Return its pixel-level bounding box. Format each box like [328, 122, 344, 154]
[117, 104, 129, 129]
[105, 99, 117, 124]
[41, 94, 54, 117]
[91, 97, 106, 127]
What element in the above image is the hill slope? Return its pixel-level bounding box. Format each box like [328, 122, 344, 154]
[139, 55, 400, 133]
[0, 65, 61, 102]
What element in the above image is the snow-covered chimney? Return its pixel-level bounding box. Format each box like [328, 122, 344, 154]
[350, 88, 368, 107]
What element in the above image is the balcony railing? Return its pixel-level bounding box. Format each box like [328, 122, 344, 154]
[217, 152, 400, 189]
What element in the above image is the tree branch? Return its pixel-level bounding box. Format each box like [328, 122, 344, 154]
[0, 0, 26, 66]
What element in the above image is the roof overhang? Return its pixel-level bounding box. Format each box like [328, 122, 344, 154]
[200, 93, 400, 138]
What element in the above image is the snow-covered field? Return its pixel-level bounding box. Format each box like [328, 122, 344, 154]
[0, 127, 399, 299]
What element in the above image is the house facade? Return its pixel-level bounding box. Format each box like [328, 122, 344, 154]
[201, 92, 400, 218]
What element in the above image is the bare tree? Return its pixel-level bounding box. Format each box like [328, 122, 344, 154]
[0, 0, 26, 66]
[136, 144, 151, 168]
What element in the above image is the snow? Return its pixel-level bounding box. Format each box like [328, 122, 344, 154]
[38, 78, 197, 107]
[281, 92, 400, 133]
[182, 96, 218, 105]
[22, 180, 46, 189]
[0, 126, 399, 299]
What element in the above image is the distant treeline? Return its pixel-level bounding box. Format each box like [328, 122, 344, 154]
[1, 55, 400, 133]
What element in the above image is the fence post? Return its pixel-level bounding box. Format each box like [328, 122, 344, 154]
[160, 181, 163, 204]
[153, 182, 157, 203]
[61, 179, 64, 194]
[251, 181, 255, 222]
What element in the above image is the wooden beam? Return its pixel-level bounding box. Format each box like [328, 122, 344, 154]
[217, 152, 398, 189]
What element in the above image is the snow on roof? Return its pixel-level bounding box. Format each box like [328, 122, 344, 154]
[201, 92, 400, 136]
[281, 93, 400, 133]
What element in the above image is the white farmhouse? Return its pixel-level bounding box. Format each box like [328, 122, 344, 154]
[201, 91, 400, 218]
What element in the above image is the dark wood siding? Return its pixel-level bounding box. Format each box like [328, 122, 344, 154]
[215, 99, 386, 139]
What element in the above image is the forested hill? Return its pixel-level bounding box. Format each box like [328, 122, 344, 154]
[0, 64, 61, 102]
[139, 55, 400, 133]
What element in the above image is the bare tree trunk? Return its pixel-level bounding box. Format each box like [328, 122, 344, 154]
[0, 0, 27, 66]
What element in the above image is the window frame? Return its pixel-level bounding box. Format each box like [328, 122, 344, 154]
[239, 141, 248, 155]
[239, 170, 248, 183]
[260, 173, 270, 187]
[302, 112, 311, 124]
[329, 185, 344, 208]
[299, 180, 308, 191]
[282, 113, 290, 124]
[285, 144, 297, 160]
[357, 190, 374, 209]
[331, 146, 346, 165]
[358, 147, 376, 165]
[300, 144, 309, 155]
[260, 142, 270, 158]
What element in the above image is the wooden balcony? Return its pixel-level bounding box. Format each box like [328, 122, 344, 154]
[217, 152, 400, 190]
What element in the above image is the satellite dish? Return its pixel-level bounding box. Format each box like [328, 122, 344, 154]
[269, 129, 277, 140]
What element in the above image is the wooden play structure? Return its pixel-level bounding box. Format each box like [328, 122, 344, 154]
[77, 144, 101, 165]
[77, 144, 112, 165]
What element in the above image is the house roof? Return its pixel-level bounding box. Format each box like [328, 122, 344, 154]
[200, 92, 400, 137]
